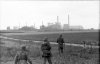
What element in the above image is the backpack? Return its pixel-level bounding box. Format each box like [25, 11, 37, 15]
[41, 43, 51, 57]
[17, 51, 28, 61]
[57, 37, 64, 45]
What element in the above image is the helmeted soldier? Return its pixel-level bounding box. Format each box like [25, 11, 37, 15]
[57, 34, 65, 55]
[41, 37, 52, 64]
[14, 45, 32, 64]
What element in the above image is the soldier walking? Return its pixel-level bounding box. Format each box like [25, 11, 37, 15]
[57, 34, 65, 55]
[14, 45, 32, 64]
[41, 38, 52, 64]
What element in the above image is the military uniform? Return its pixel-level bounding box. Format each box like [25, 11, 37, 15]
[57, 35, 64, 54]
[41, 39, 52, 64]
[14, 46, 32, 64]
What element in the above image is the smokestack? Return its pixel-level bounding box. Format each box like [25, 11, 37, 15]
[25, 22, 27, 26]
[68, 14, 70, 26]
[34, 23, 35, 28]
[57, 16, 59, 22]
[42, 20, 44, 26]
[18, 22, 20, 28]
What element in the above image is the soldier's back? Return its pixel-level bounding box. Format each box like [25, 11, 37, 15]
[41, 43, 52, 57]
[57, 37, 64, 44]
[15, 50, 29, 64]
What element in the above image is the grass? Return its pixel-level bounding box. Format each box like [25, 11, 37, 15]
[0, 38, 99, 64]
[0, 31, 99, 64]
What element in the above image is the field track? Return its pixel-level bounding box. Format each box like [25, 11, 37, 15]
[0, 36, 99, 48]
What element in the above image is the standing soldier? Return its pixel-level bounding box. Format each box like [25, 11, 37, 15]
[14, 45, 32, 64]
[41, 38, 52, 64]
[57, 34, 65, 55]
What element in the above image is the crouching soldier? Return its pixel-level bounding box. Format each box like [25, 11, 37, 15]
[57, 34, 65, 55]
[14, 45, 32, 64]
[41, 38, 52, 64]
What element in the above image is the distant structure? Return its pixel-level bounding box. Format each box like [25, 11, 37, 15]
[47, 21, 61, 30]
[68, 14, 70, 27]
[40, 16, 62, 31]
[39, 14, 84, 31]
[57, 16, 59, 23]
[63, 14, 70, 30]
[63, 14, 83, 30]
[47, 16, 61, 30]
[7, 26, 11, 30]
[40, 21, 46, 30]
[99, 22, 100, 30]
[63, 24, 69, 30]
[69, 25, 83, 30]
[63, 25, 83, 30]
[18, 22, 37, 31]
[34, 23, 35, 28]
[13, 26, 19, 30]
[19, 26, 37, 31]
[18, 22, 21, 29]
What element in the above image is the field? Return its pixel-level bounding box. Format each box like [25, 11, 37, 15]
[0, 30, 99, 64]
[2, 31, 99, 45]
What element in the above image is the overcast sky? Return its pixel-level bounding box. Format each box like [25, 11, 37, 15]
[0, 1, 99, 30]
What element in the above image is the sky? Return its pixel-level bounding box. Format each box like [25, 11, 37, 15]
[0, 1, 99, 30]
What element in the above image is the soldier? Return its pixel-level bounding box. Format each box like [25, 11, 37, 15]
[57, 34, 65, 55]
[14, 45, 32, 64]
[41, 38, 52, 64]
